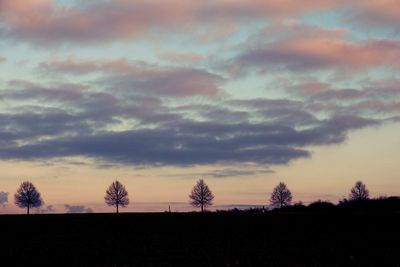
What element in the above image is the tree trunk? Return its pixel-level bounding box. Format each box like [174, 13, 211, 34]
[27, 205, 30, 215]
[116, 204, 119, 214]
[201, 204, 204, 213]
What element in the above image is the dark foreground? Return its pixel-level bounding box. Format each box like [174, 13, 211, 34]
[1, 212, 399, 267]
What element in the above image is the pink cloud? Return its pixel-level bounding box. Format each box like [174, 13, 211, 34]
[275, 38, 400, 69]
[0, 0, 351, 45]
[1, 0, 398, 46]
[0, 0, 52, 20]
[0, 0, 199, 44]
[233, 24, 400, 73]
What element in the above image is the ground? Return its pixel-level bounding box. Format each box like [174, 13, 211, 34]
[1, 212, 399, 266]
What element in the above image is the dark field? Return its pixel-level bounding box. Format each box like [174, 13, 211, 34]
[1, 212, 399, 266]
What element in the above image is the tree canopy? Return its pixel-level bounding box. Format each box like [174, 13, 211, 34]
[189, 179, 214, 212]
[14, 181, 43, 214]
[349, 181, 369, 201]
[105, 180, 129, 214]
[270, 182, 292, 208]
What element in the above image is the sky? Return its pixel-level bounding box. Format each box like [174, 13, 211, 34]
[0, 0, 399, 214]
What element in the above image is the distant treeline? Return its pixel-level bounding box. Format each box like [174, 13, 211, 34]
[217, 196, 400, 213]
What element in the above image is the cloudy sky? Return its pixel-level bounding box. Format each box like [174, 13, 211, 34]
[0, 0, 399, 213]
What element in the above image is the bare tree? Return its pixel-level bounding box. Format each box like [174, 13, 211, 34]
[14, 181, 43, 215]
[349, 181, 369, 201]
[270, 182, 292, 208]
[189, 179, 214, 212]
[105, 180, 129, 214]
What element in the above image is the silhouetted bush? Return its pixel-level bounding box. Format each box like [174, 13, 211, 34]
[216, 207, 266, 214]
[307, 200, 336, 211]
[267, 196, 400, 213]
[337, 196, 400, 212]
[274, 202, 306, 212]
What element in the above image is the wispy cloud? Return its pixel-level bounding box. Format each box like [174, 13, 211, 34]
[38, 205, 56, 214]
[0, 192, 9, 207]
[64, 204, 93, 213]
[158, 51, 203, 63]
[38, 58, 223, 97]
[175, 165, 274, 179]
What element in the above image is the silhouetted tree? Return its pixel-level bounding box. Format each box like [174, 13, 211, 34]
[104, 180, 129, 214]
[308, 200, 335, 211]
[189, 179, 214, 212]
[349, 181, 369, 201]
[14, 181, 43, 215]
[270, 182, 292, 208]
